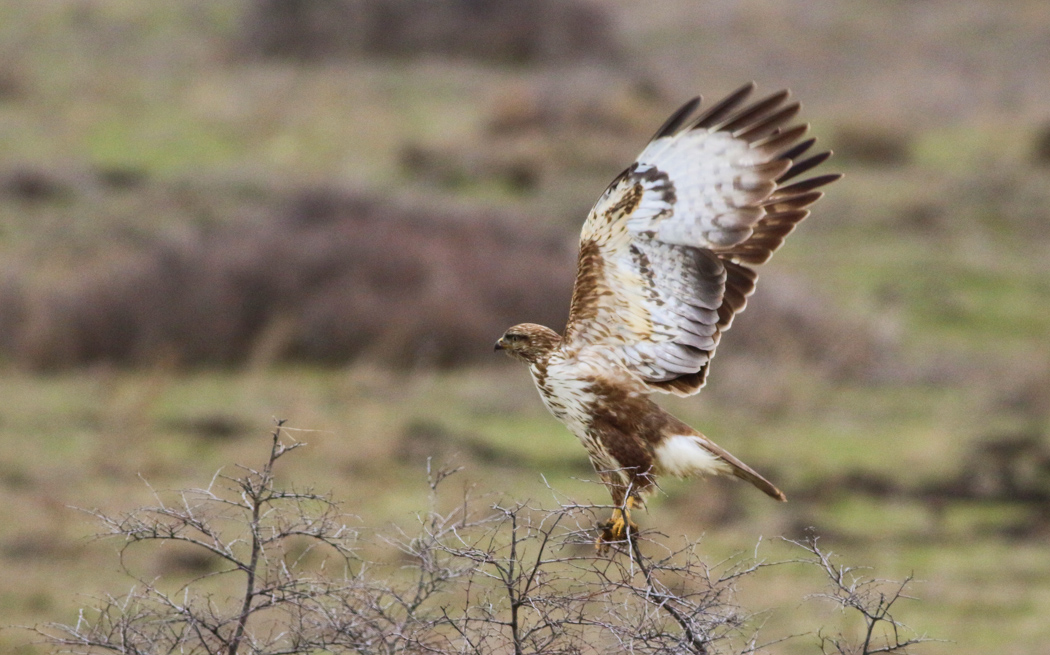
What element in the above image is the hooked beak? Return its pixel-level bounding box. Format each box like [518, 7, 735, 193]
[494, 338, 505, 352]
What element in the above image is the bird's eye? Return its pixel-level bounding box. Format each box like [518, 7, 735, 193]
[506, 334, 525, 342]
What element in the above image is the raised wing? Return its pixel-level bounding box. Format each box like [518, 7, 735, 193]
[562, 83, 839, 396]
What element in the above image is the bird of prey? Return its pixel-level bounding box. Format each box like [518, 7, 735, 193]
[495, 83, 839, 550]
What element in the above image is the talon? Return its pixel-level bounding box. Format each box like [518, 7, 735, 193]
[594, 500, 640, 554]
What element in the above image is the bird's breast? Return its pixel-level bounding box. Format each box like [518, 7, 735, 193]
[529, 358, 596, 439]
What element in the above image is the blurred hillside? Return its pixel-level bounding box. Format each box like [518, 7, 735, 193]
[1, 1, 1050, 654]
[1, 0, 1049, 378]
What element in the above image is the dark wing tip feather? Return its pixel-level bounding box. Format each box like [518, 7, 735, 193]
[767, 190, 825, 210]
[777, 150, 832, 183]
[734, 102, 801, 142]
[717, 89, 791, 133]
[689, 82, 756, 130]
[777, 173, 842, 195]
[755, 123, 810, 153]
[775, 137, 816, 162]
[650, 95, 701, 142]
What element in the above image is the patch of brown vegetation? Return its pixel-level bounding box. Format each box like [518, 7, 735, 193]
[928, 432, 1050, 504]
[399, 143, 542, 194]
[833, 125, 912, 166]
[239, 0, 623, 65]
[4, 187, 575, 371]
[164, 413, 254, 442]
[0, 167, 74, 203]
[0, 174, 902, 380]
[793, 431, 1050, 540]
[1033, 122, 1050, 166]
[721, 275, 898, 383]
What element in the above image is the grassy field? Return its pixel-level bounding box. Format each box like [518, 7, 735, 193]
[2, 1, 1050, 653]
[2, 365, 1048, 653]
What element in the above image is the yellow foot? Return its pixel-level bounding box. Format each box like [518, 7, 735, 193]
[595, 503, 640, 554]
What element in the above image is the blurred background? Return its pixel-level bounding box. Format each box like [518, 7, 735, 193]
[1, 0, 1049, 652]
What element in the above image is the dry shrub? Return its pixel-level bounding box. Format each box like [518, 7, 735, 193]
[399, 142, 543, 194]
[833, 125, 912, 166]
[402, 77, 670, 198]
[931, 432, 1050, 505]
[37, 425, 933, 655]
[1033, 122, 1050, 166]
[1, 182, 899, 377]
[486, 77, 665, 138]
[992, 356, 1050, 424]
[722, 275, 898, 383]
[0, 65, 25, 101]
[790, 430, 1050, 540]
[0, 166, 75, 203]
[0, 164, 150, 206]
[8, 187, 575, 370]
[239, 0, 623, 65]
[0, 274, 26, 364]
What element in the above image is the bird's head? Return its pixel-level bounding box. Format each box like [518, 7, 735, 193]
[494, 323, 562, 364]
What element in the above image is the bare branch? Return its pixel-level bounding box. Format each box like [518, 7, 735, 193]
[787, 534, 938, 655]
[36, 424, 933, 655]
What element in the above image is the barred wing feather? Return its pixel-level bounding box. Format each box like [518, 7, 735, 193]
[562, 83, 839, 396]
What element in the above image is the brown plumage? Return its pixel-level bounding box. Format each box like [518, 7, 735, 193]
[495, 83, 839, 550]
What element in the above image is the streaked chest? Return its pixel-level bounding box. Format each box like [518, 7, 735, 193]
[529, 355, 596, 439]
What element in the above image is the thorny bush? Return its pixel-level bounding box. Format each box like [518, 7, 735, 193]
[35, 421, 933, 654]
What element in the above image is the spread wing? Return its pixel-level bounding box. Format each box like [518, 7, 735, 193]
[562, 83, 840, 396]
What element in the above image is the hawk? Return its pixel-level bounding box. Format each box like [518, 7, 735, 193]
[495, 83, 839, 549]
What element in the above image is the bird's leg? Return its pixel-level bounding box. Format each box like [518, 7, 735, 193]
[597, 496, 640, 553]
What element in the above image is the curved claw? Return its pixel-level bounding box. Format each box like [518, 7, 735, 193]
[595, 506, 640, 554]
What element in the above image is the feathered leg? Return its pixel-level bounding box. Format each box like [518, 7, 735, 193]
[596, 471, 652, 553]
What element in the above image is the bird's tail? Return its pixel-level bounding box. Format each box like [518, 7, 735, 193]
[697, 435, 787, 502]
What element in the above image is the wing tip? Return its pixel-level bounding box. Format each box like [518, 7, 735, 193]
[690, 82, 757, 130]
[649, 95, 702, 142]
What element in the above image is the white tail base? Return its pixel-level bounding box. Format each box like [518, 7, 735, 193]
[655, 435, 733, 478]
